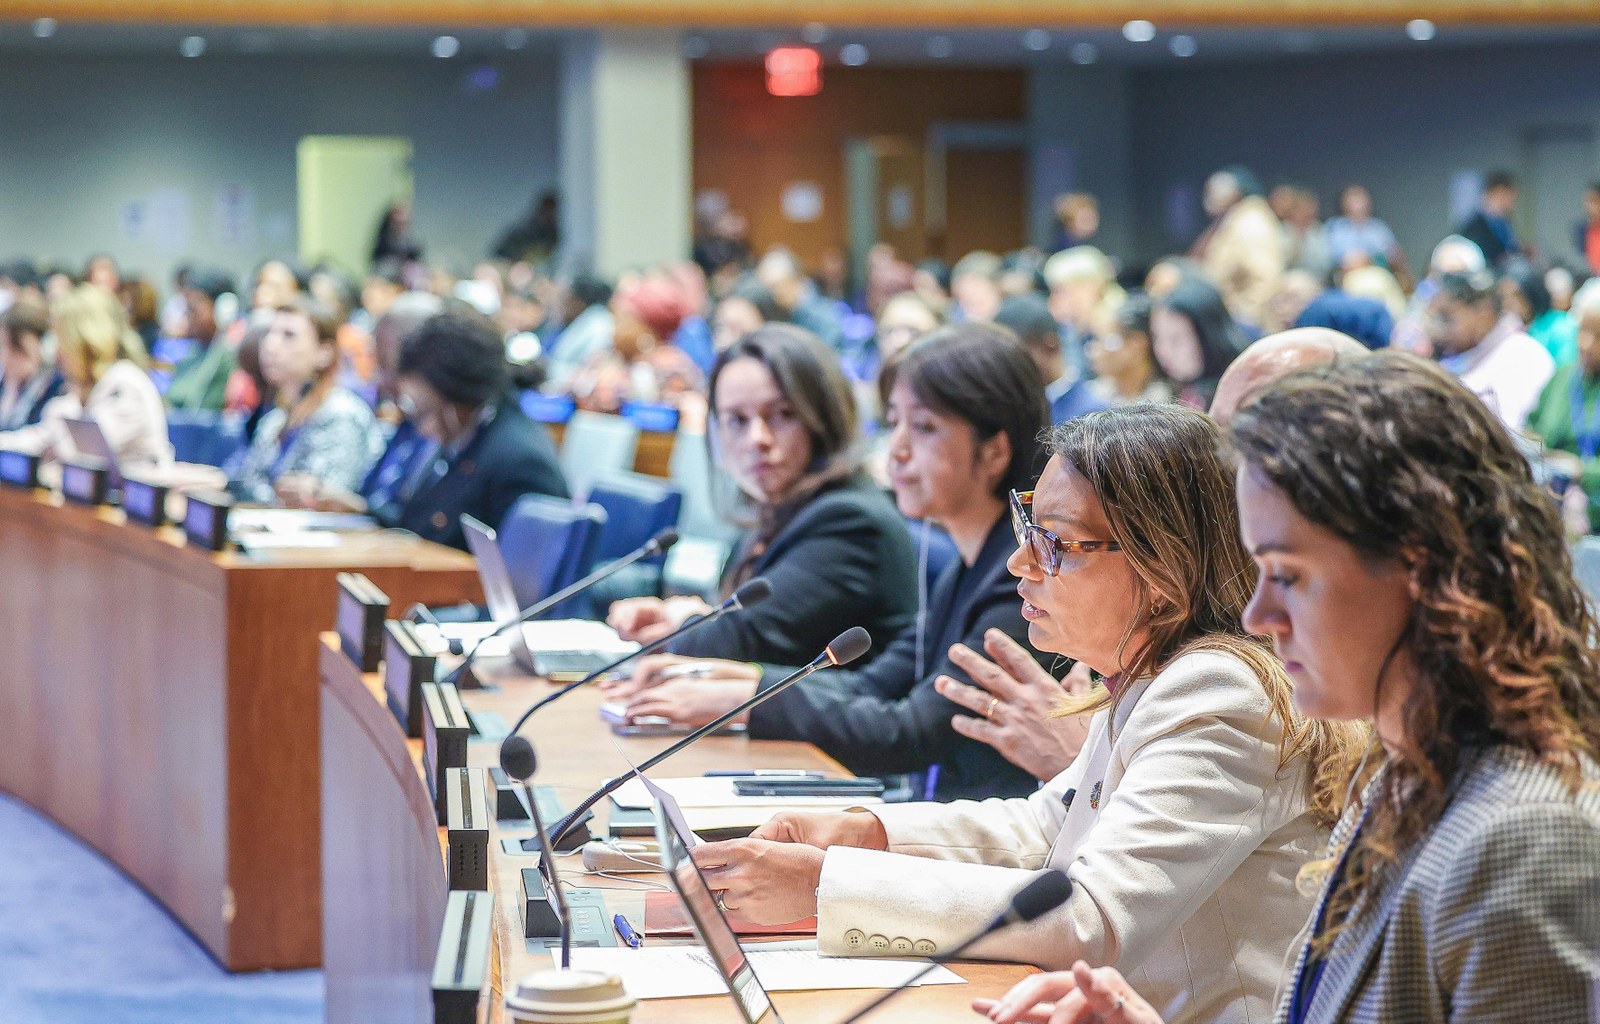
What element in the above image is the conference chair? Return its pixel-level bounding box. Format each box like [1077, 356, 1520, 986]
[663, 428, 740, 597]
[497, 494, 607, 619]
[558, 411, 639, 497]
[574, 472, 684, 613]
[165, 409, 247, 468]
[1575, 536, 1600, 610]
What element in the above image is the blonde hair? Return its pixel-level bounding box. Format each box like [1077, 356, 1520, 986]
[53, 283, 147, 387]
[1047, 404, 1367, 825]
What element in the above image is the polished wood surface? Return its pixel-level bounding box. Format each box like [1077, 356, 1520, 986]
[8, 0, 1598, 28]
[321, 639, 1036, 1023]
[0, 486, 480, 971]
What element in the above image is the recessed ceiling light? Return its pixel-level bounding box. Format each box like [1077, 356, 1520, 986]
[926, 35, 953, 58]
[1122, 19, 1157, 43]
[1023, 29, 1052, 52]
[32, 17, 57, 38]
[683, 35, 711, 59]
[801, 22, 829, 44]
[1405, 18, 1436, 41]
[839, 42, 869, 66]
[1168, 34, 1197, 57]
[503, 29, 529, 50]
[432, 35, 460, 59]
[1070, 41, 1099, 65]
[180, 35, 206, 58]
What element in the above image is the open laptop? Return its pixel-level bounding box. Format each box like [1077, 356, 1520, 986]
[64, 417, 124, 491]
[649, 776, 783, 1024]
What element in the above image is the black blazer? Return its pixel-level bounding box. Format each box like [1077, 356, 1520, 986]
[745, 516, 1052, 801]
[373, 399, 569, 551]
[0, 367, 63, 432]
[668, 473, 917, 669]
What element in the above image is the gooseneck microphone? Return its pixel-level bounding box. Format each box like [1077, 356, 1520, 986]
[836, 869, 1074, 1024]
[406, 602, 464, 656]
[503, 576, 774, 738]
[545, 626, 873, 848]
[439, 526, 679, 688]
[499, 736, 571, 969]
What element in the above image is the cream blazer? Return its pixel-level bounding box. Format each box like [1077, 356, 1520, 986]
[816, 650, 1327, 1024]
[0, 360, 172, 467]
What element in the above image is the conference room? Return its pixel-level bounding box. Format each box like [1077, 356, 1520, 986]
[4, 2, 1600, 1023]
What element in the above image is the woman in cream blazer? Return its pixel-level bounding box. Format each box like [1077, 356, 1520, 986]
[692, 405, 1362, 1024]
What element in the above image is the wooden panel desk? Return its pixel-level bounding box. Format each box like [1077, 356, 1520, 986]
[0, 486, 481, 972]
[321, 641, 1035, 1023]
[546, 419, 678, 479]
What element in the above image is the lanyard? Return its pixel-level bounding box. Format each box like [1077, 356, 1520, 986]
[1286, 807, 1371, 1024]
[1571, 376, 1600, 460]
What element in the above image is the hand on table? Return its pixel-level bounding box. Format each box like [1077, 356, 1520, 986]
[750, 810, 889, 851]
[274, 473, 322, 509]
[936, 629, 1095, 782]
[973, 961, 1162, 1024]
[597, 654, 760, 702]
[623, 677, 757, 727]
[689, 838, 824, 925]
[606, 595, 713, 644]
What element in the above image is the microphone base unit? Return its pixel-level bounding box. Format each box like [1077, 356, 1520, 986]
[445, 768, 491, 891]
[520, 869, 616, 945]
[422, 682, 472, 826]
[487, 770, 588, 830]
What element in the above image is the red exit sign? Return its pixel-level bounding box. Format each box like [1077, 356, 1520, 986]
[765, 47, 822, 97]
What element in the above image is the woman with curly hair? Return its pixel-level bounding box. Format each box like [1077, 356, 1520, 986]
[985, 350, 1600, 1024]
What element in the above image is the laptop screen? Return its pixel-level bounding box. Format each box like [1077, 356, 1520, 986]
[63, 417, 123, 489]
[461, 515, 520, 624]
[650, 778, 779, 1024]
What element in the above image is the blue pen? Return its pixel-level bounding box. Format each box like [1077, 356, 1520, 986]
[613, 913, 643, 949]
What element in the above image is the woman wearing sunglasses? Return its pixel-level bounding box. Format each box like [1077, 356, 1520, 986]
[982, 354, 1600, 1024]
[690, 404, 1365, 1024]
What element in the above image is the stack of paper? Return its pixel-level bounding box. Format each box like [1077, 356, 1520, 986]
[608, 776, 881, 835]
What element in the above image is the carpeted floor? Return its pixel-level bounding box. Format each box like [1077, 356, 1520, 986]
[0, 793, 324, 1024]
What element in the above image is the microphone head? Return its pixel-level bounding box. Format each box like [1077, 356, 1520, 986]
[732, 577, 773, 610]
[824, 626, 872, 667]
[499, 735, 539, 783]
[1009, 870, 1073, 924]
[648, 527, 680, 554]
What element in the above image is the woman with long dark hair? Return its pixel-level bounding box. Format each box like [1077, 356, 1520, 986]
[604, 323, 1070, 800]
[606, 323, 917, 668]
[1150, 277, 1246, 410]
[985, 352, 1600, 1024]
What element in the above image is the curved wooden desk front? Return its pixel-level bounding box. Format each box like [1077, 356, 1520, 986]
[321, 640, 1037, 1023]
[0, 486, 481, 972]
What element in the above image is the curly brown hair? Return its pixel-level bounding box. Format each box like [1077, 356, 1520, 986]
[1229, 349, 1600, 947]
[1049, 403, 1366, 825]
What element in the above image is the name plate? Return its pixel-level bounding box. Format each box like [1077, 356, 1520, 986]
[0, 449, 41, 489]
[61, 456, 110, 507]
[384, 618, 436, 738]
[335, 572, 389, 672]
[122, 473, 170, 528]
[422, 681, 471, 826]
[445, 767, 490, 891]
[431, 890, 494, 1024]
[183, 488, 234, 551]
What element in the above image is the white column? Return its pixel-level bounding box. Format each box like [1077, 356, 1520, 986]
[559, 30, 692, 278]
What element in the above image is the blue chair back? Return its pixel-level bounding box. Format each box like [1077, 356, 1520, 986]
[583, 472, 684, 568]
[1575, 537, 1600, 611]
[497, 494, 607, 618]
[166, 409, 246, 468]
[559, 411, 639, 497]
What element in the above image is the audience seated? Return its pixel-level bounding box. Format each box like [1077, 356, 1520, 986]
[1084, 293, 1171, 406]
[1428, 269, 1554, 432]
[166, 269, 238, 412]
[607, 324, 917, 668]
[1191, 166, 1284, 330]
[1528, 279, 1600, 531]
[1150, 276, 1246, 409]
[229, 297, 381, 504]
[0, 297, 63, 431]
[995, 293, 1106, 424]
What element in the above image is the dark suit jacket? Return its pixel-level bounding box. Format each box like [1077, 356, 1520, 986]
[0, 367, 63, 431]
[667, 473, 916, 669]
[1456, 211, 1518, 267]
[745, 517, 1049, 801]
[372, 400, 568, 551]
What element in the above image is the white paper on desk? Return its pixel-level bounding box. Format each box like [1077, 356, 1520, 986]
[519, 619, 636, 655]
[234, 530, 343, 550]
[610, 776, 883, 811]
[552, 945, 963, 1000]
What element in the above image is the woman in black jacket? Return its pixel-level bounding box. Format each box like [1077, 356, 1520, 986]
[604, 323, 1069, 801]
[607, 323, 917, 669]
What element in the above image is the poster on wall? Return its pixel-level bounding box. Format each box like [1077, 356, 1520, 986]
[216, 184, 257, 248]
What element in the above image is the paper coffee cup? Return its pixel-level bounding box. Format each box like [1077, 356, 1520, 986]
[505, 968, 636, 1024]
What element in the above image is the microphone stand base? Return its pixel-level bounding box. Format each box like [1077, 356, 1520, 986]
[520, 868, 616, 945]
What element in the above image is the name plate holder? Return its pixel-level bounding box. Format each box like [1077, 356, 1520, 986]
[431, 890, 494, 1024]
[335, 572, 389, 672]
[422, 681, 471, 826]
[0, 449, 41, 489]
[61, 456, 110, 507]
[383, 619, 436, 738]
[121, 473, 171, 528]
[445, 767, 490, 891]
[183, 488, 234, 552]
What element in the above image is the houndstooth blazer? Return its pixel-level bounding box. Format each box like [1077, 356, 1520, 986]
[1275, 745, 1600, 1024]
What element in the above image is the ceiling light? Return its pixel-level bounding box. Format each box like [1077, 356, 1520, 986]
[1405, 18, 1436, 41]
[801, 22, 829, 44]
[180, 35, 206, 58]
[1168, 34, 1197, 57]
[1023, 29, 1052, 52]
[503, 29, 529, 50]
[839, 42, 869, 66]
[925, 35, 953, 58]
[1070, 41, 1099, 64]
[32, 17, 57, 38]
[1122, 19, 1157, 43]
[683, 36, 711, 59]
[432, 35, 460, 59]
